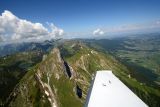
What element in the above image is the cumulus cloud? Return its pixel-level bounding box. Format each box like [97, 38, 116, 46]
[49, 23, 64, 38]
[0, 10, 64, 43]
[93, 28, 104, 36]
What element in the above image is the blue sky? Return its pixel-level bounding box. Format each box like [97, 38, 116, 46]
[0, 0, 160, 41]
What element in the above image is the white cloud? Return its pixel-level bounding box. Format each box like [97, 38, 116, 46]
[0, 10, 64, 43]
[93, 28, 104, 36]
[49, 23, 64, 38]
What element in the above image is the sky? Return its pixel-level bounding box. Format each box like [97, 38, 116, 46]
[0, 0, 160, 43]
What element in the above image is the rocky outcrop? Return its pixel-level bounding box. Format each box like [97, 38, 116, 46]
[35, 73, 57, 107]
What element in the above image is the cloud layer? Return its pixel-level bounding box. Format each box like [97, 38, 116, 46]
[102, 20, 160, 35]
[0, 10, 64, 43]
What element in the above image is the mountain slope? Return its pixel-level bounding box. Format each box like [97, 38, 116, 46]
[7, 48, 83, 107]
[0, 50, 43, 105]
[5, 41, 160, 107]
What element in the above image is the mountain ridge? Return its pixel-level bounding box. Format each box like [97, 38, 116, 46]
[1, 41, 160, 107]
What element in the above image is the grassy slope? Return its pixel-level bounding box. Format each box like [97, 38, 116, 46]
[9, 48, 83, 107]
[8, 65, 51, 107]
[0, 51, 43, 105]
